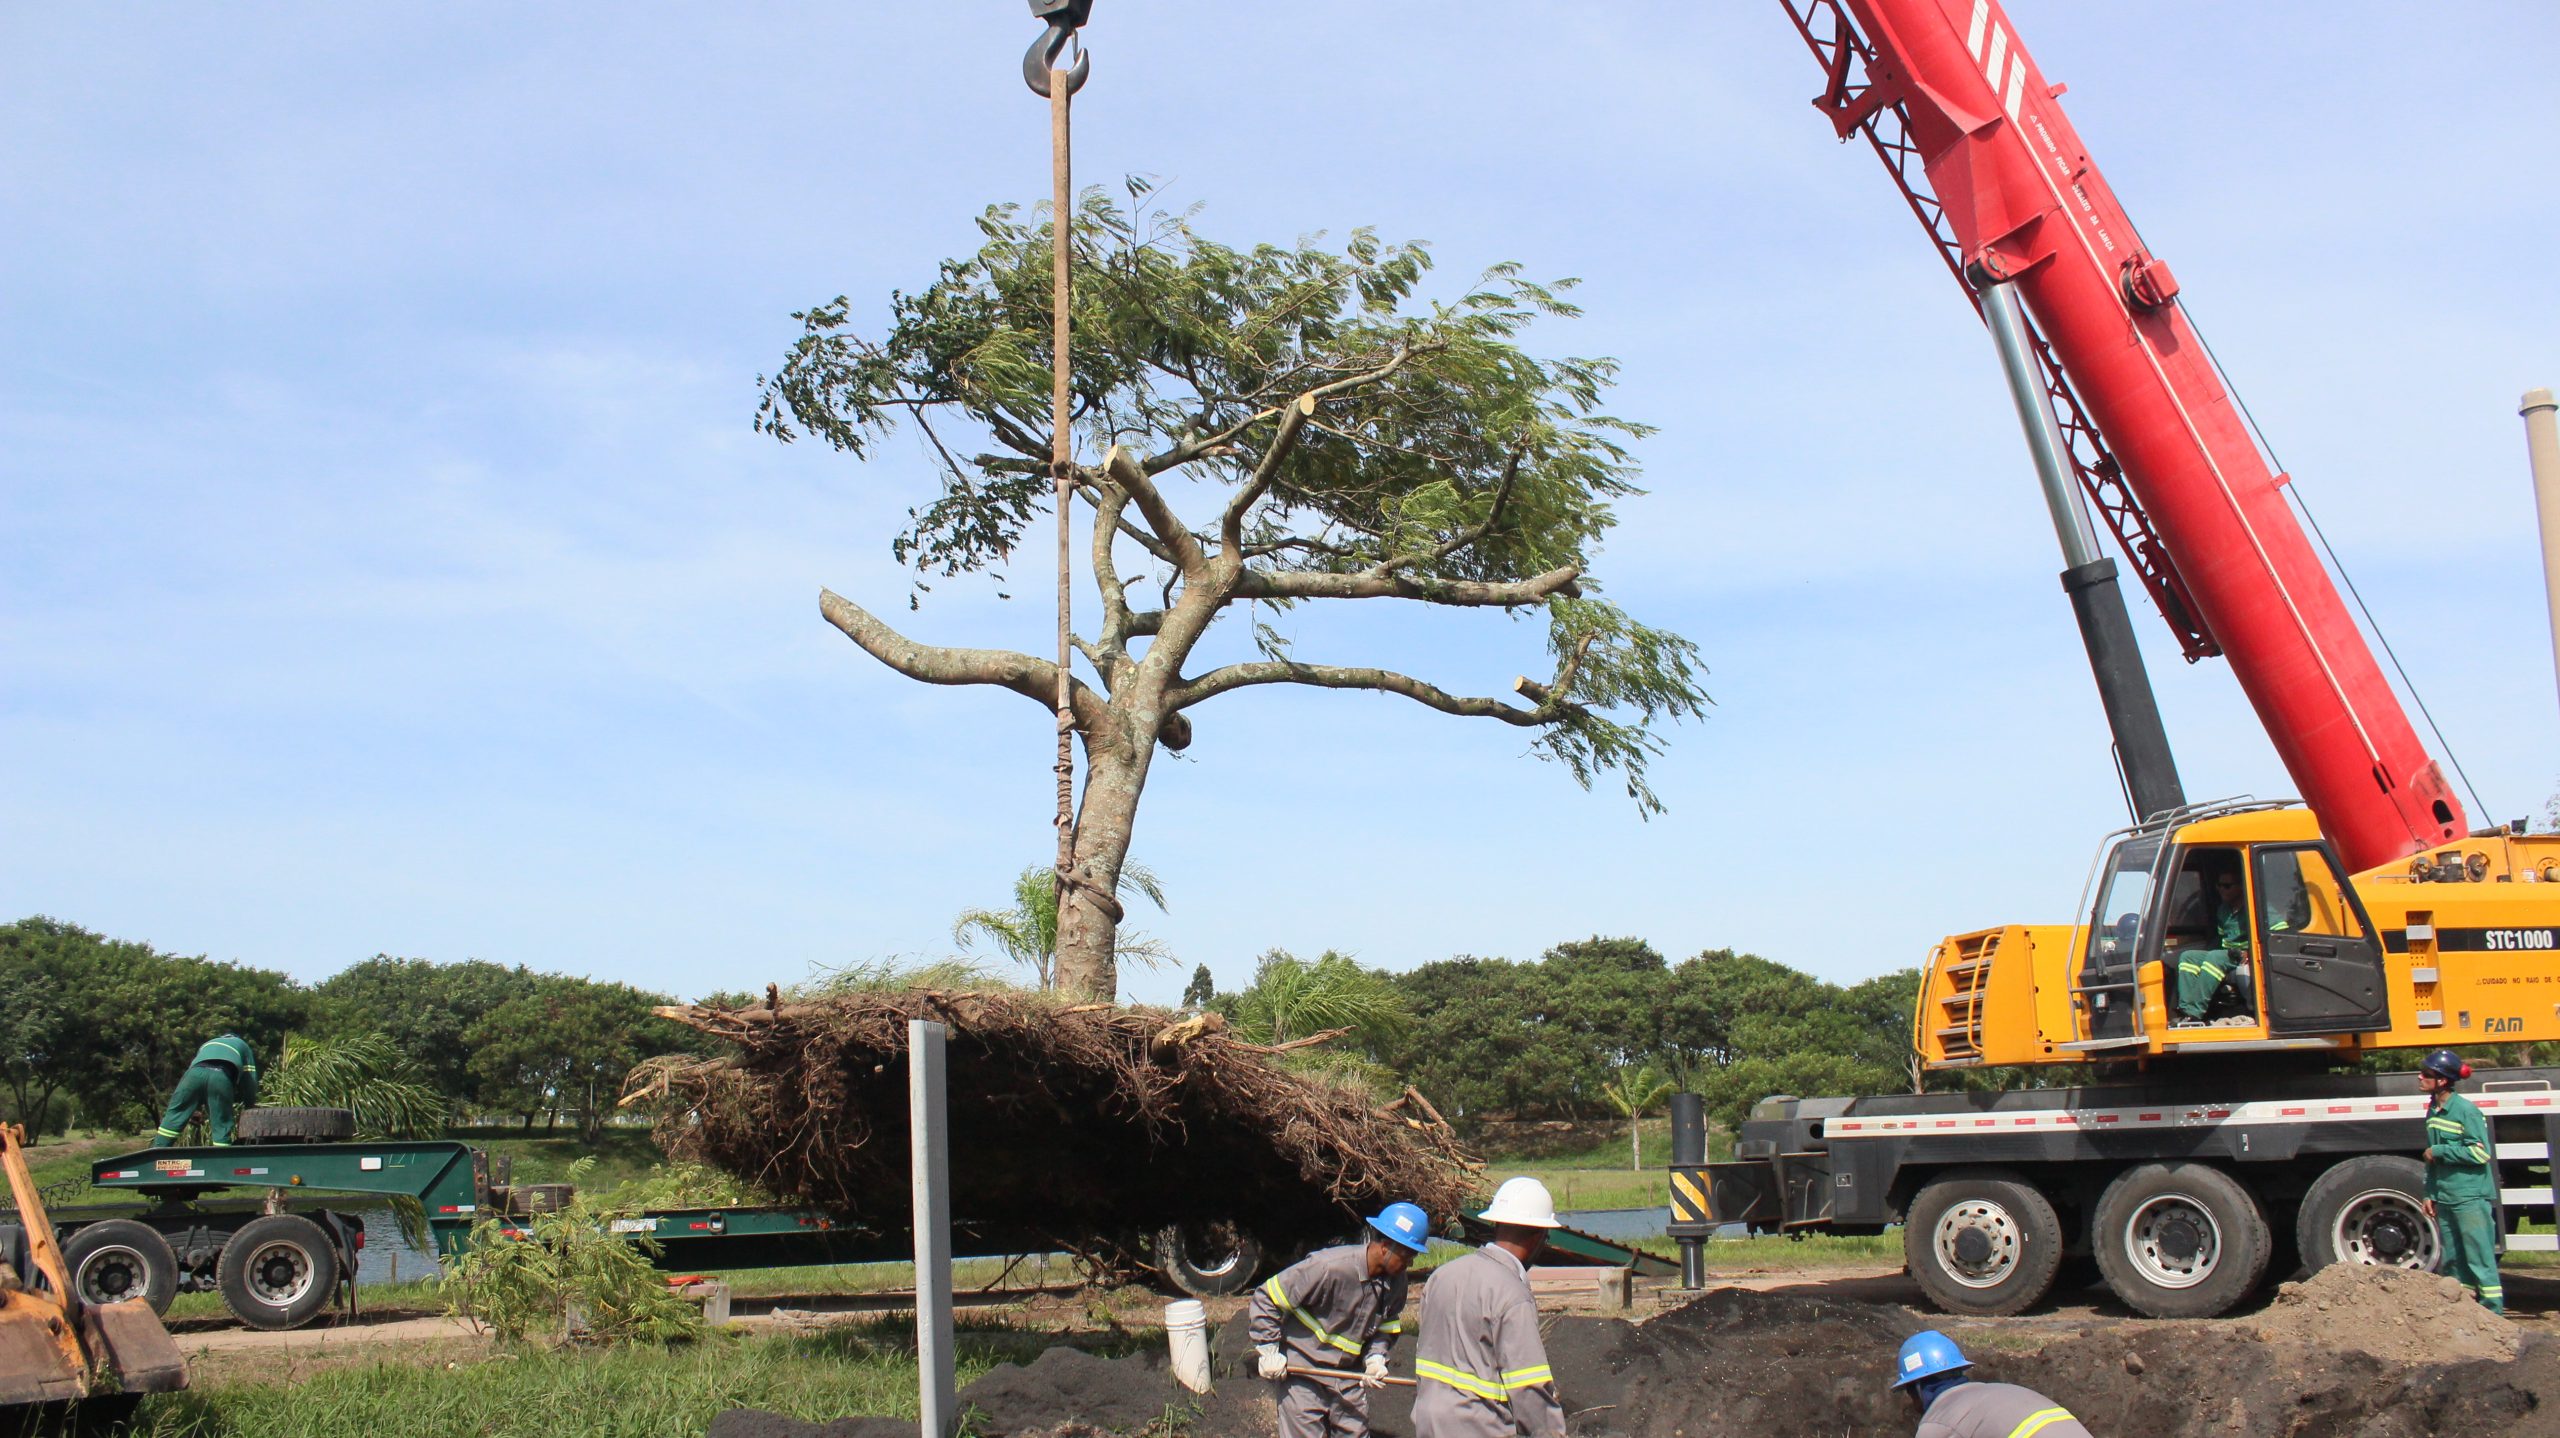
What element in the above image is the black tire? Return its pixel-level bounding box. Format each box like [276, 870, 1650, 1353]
[235, 1106, 356, 1143]
[0, 1224, 27, 1291]
[1151, 1221, 1264, 1299]
[2297, 1155, 2439, 1273]
[61, 1220, 180, 1315]
[217, 1214, 340, 1330]
[1901, 1168, 2065, 1317]
[2092, 1161, 2271, 1318]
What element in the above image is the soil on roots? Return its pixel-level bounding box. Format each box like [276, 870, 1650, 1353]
[633, 992, 1477, 1265]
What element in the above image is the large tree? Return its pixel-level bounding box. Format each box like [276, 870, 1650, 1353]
[759, 187, 1709, 999]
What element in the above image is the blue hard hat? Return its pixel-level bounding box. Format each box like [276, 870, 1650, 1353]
[2422, 1048, 2471, 1083]
[1367, 1202, 1431, 1254]
[1891, 1331, 1971, 1390]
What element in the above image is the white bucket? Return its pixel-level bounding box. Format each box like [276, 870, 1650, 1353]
[1163, 1298, 1212, 1394]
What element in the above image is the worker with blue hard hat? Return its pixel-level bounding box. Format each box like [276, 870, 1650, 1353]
[1892, 1331, 2092, 1437]
[2419, 1047, 2502, 1313]
[1250, 1200, 1430, 1438]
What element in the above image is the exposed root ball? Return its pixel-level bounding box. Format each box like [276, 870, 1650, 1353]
[631, 991, 1479, 1264]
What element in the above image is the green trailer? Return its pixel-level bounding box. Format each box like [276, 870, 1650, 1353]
[63, 1140, 1669, 1332]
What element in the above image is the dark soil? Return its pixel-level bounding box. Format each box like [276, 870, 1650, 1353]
[713, 1288, 2560, 1438]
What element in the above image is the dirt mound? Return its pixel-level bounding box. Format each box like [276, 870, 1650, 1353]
[634, 991, 1479, 1262]
[712, 1287, 2559, 1438]
[2250, 1262, 2521, 1364]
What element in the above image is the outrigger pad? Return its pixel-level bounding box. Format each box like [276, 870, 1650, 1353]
[81, 1299, 187, 1394]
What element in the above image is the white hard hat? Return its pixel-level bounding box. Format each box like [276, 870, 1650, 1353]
[1479, 1176, 1561, 1228]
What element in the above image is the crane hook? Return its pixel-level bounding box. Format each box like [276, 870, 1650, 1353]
[1023, 0, 1094, 97]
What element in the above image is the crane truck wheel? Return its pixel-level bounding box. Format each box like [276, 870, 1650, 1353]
[1150, 1221, 1263, 1299]
[216, 1214, 340, 1330]
[2092, 1162, 2270, 1318]
[2296, 1155, 2439, 1274]
[1901, 1168, 2065, 1317]
[59, 1219, 180, 1315]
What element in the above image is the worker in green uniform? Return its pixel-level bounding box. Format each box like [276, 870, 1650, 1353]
[150, 1033, 259, 1147]
[2172, 863, 2252, 1025]
[2419, 1047, 2501, 1313]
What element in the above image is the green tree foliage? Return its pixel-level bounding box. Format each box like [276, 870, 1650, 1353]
[1384, 940, 1919, 1131]
[950, 863, 1170, 990]
[1181, 963, 1216, 1012]
[447, 1159, 700, 1345]
[261, 1032, 447, 1139]
[2, 917, 306, 1132]
[1602, 1061, 1676, 1171]
[311, 956, 542, 1111]
[760, 184, 1709, 999]
[467, 977, 690, 1139]
[1225, 950, 1411, 1049]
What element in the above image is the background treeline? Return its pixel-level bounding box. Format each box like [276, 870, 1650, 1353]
[2, 917, 687, 1138]
[6, 915, 1920, 1144]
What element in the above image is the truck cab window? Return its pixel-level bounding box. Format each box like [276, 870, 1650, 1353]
[2254, 848, 2365, 941]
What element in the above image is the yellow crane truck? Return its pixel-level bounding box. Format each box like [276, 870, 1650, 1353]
[1692, 0, 2560, 1320]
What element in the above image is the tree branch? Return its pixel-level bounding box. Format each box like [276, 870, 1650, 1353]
[1233, 564, 1583, 607]
[820, 588, 1108, 730]
[1167, 656, 1548, 724]
[1219, 391, 1317, 557]
[1373, 445, 1525, 579]
[1102, 445, 1208, 576]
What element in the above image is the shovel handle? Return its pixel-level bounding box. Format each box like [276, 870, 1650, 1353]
[1284, 1363, 1417, 1388]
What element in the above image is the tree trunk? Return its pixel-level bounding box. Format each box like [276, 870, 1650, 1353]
[1630, 1114, 1641, 1172]
[1051, 721, 1158, 1001]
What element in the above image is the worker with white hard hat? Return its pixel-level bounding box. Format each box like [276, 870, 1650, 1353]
[1251, 1201, 1431, 1438]
[1412, 1176, 1565, 1438]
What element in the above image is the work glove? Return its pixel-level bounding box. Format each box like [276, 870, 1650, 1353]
[1257, 1345, 1288, 1381]
[1362, 1352, 1391, 1389]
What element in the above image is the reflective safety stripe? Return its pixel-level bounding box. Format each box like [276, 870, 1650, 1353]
[154, 1127, 181, 1138]
[1262, 1277, 1362, 1356]
[1416, 1360, 1506, 1400]
[1377, 1320, 1403, 1334]
[1500, 1365, 1553, 1387]
[2008, 1408, 2076, 1438]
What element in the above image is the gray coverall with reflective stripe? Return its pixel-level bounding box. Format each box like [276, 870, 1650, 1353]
[1412, 1244, 1562, 1438]
[1247, 1242, 1409, 1438]
[1915, 1381, 2091, 1438]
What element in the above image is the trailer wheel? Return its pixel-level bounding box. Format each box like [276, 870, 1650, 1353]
[217, 1214, 340, 1330]
[1151, 1221, 1263, 1299]
[2093, 1162, 2270, 1318]
[61, 1219, 180, 1315]
[236, 1106, 356, 1143]
[1902, 1169, 2064, 1317]
[2297, 1155, 2438, 1273]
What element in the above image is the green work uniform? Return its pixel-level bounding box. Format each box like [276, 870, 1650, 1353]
[2425, 1089, 2501, 1313]
[151, 1035, 260, 1147]
[2174, 904, 2253, 1018]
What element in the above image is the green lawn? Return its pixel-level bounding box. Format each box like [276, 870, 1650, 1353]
[124, 1318, 1165, 1438]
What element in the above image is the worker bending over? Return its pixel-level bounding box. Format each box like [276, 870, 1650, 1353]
[1252, 1201, 1429, 1438]
[1413, 1177, 1564, 1438]
[150, 1033, 259, 1147]
[2173, 861, 2253, 1025]
[2420, 1047, 2502, 1313]
[1893, 1331, 2091, 1438]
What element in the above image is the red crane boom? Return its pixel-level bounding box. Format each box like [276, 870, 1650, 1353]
[1781, 0, 2466, 874]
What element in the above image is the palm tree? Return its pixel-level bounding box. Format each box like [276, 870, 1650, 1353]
[261, 1032, 446, 1138]
[1603, 1062, 1676, 1172]
[952, 864, 1171, 990]
[1229, 950, 1410, 1048]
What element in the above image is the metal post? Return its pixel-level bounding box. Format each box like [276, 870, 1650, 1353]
[1667, 1093, 1708, 1290]
[911, 1021, 956, 1438]
[2522, 388, 2560, 722]
[1976, 278, 2186, 823]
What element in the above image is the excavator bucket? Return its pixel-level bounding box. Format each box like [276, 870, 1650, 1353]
[0, 1124, 188, 1417]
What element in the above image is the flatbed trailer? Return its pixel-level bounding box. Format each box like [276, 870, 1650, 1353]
[64, 1139, 1668, 1331]
[1691, 1063, 2560, 1318]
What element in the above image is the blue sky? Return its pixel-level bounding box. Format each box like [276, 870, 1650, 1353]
[5, 3, 2555, 1009]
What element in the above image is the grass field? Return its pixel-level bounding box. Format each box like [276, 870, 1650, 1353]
[122, 1318, 1164, 1438]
